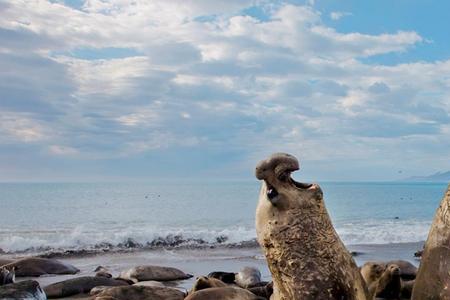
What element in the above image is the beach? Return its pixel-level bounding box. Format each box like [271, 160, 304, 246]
[2, 241, 423, 294]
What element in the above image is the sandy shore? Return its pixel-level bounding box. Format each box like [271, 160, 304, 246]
[3, 241, 423, 298]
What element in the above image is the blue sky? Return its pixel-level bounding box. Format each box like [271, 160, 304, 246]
[0, 0, 449, 182]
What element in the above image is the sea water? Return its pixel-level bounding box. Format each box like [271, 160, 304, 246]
[0, 181, 447, 254]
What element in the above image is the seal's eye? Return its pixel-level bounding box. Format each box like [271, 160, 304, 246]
[267, 187, 278, 200]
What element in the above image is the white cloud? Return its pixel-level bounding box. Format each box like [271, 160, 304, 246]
[330, 11, 352, 21]
[0, 113, 50, 143]
[0, 1, 449, 179]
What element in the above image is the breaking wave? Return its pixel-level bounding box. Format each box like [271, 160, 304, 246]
[0, 226, 258, 256]
[0, 219, 431, 257]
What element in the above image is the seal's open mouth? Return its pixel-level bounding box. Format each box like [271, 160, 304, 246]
[266, 174, 313, 202]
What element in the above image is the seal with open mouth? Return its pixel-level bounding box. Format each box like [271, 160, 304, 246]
[255, 153, 369, 300]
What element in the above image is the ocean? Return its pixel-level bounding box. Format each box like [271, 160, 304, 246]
[0, 181, 448, 255]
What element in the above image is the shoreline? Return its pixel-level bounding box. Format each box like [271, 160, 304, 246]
[4, 241, 424, 291]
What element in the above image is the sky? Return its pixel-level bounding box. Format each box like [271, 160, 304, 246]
[0, 0, 449, 182]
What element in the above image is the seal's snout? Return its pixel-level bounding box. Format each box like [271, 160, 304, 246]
[255, 153, 299, 181]
[389, 264, 401, 276]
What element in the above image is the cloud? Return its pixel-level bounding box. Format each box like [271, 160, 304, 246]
[0, 0, 448, 180]
[330, 11, 352, 21]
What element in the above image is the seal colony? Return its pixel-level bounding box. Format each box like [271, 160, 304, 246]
[1, 154, 450, 299]
[255, 153, 369, 300]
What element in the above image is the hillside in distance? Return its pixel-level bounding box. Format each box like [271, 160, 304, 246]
[403, 171, 450, 182]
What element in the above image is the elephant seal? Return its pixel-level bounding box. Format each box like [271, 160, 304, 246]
[360, 262, 385, 286]
[0, 280, 46, 300]
[412, 184, 450, 300]
[235, 267, 261, 288]
[207, 271, 236, 283]
[401, 280, 414, 299]
[248, 281, 273, 299]
[95, 266, 113, 278]
[90, 285, 114, 296]
[255, 153, 369, 300]
[0, 259, 13, 266]
[189, 276, 227, 294]
[133, 280, 166, 287]
[384, 260, 417, 280]
[93, 285, 185, 300]
[185, 286, 265, 300]
[0, 266, 15, 285]
[118, 265, 192, 283]
[373, 263, 402, 299]
[43, 276, 129, 298]
[1, 257, 79, 277]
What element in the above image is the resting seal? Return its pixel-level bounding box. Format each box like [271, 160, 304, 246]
[248, 281, 273, 299]
[1, 257, 79, 277]
[235, 267, 261, 288]
[207, 271, 236, 284]
[412, 184, 450, 300]
[93, 285, 185, 300]
[118, 265, 192, 283]
[189, 276, 227, 294]
[185, 286, 265, 300]
[255, 153, 369, 300]
[44, 276, 129, 298]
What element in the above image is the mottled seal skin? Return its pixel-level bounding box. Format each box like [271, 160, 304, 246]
[412, 184, 450, 300]
[255, 153, 369, 300]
